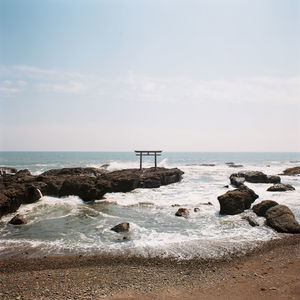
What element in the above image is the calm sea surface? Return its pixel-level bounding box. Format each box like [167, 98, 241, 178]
[1, 152, 300, 259]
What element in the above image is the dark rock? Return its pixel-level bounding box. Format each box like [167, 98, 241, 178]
[59, 177, 105, 201]
[8, 214, 27, 225]
[0, 167, 17, 175]
[282, 166, 300, 176]
[111, 222, 130, 233]
[242, 215, 259, 227]
[171, 204, 180, 207]
[15, 169, 32, 177]
[199, 164, 215, 167]
[266, 205, 300, 233]
[0, 167, 184, 218]
[200, 202, 213, 206]
[252, 200, 279, 217]
[223, 185, 229, 188]
[23, 185, 42, 204]
[225, 162, 234, 165]
[218, 186, 259, 215]
[194, 207, 200, 212]
[227, 163, 244, 168]
[230, 175, 246, 187]
[175, 208, 189, 218]
[41, 167, 106, 177]
[267, 184, 295, 192]
[230, 171, 280, 185]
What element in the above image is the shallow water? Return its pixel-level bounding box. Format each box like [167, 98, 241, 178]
[0, 152, 299, 259]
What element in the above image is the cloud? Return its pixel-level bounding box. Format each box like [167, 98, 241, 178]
[0, 64, 299, 105]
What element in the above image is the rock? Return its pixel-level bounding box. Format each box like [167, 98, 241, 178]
[171, 204, 180, 207]
[8, 214, 27, 225]
[200, 202, 213, 206]
[111, 222, 130, 233]
[0, 167, 17, 175]
[194, 207, 200, 212]
[41, 167, 106, 177]
[230, 171, 280, 185]
[230, 175, 246, 187]
[23, 185, 42, 204]
[175, 208, 189, 218]
[0, 167, 184, 218]
[265, 205, 300, 233]
[282, 166, 300, 176]
[218, 186, 259, 215]
[199, 164, 215, 167]
[15, 169, 32, 177]
[242, 215, 259, 227]
[227, 163, 244, 168]
[252, 200, 279, 217]
[223, 185, 229, 188]
[267, 184, 295, 192]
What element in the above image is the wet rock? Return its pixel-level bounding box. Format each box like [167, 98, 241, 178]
[175, 208, 189, 218]
[218, 186, 258, 215]
[266, 205, 300, 233]
[0, 167, 184, 218]
[230, 171, 280, 184]
[111, 222, 130, 233]
[194, 207, 200, 212]
[252, 200, 279, 217]
[199, 164, 215, 167]
[15, 169, 32, 177]
[267, 183, 295, 192]
[0, 167, 17, 175]
[230, 175, 245, 187]
[8, 214, 27, 225]
[200, 202, 213, 206]
[171, 204, 180, 207]
[282, 166, 300, 176]
[223, 185, 229, 188]
[23, 185, 42, 204]
[242, 215, 259, 227]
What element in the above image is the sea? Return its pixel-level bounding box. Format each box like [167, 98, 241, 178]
[0, 152, 300, 260]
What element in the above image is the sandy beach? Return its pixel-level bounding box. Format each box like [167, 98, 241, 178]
[0, 235, 299, 299]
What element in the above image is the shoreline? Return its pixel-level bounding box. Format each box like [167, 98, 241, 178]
[0, 235, 299, 299]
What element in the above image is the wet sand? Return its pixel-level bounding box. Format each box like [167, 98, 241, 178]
[0, 235, 299, 299]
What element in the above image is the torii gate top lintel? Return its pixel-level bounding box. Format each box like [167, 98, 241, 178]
[134, 150, 162, 170]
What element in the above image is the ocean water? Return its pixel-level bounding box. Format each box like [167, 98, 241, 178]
[0, 152, 300, 259]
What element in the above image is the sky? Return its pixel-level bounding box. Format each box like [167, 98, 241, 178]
[0, 0, 299, 151]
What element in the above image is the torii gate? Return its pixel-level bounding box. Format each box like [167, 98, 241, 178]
[134, 150, 162, 170]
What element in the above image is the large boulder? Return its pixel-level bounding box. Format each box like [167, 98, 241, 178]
[230, 171, 280, 184]
[282, 167, 300, 176]
[0, 167, 17, 175]
[111, 222, 130, 233]
[267, 184, 295, 192]
[252, 200, 279, 217]
[175, 208, 189, 218]
[218, 186, 259, 215]
[266, 205, 300, 233]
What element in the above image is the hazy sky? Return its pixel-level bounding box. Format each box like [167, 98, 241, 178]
[1, 0, 299, 151]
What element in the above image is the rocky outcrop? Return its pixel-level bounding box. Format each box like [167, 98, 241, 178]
[217, 186, 258, 215]
[8, 214, 27, 225]
[230, 171, 280, 187]
[175, 208, 189, 218]
[252, 200, 279, 217]
[111, 222, 130, 233]
[227, 163, 243, 168]
[0, 167, 184, 218]
[266, 205, 300, 233]
[282, 167, 300, 176]
[267, 184, 295, 192]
